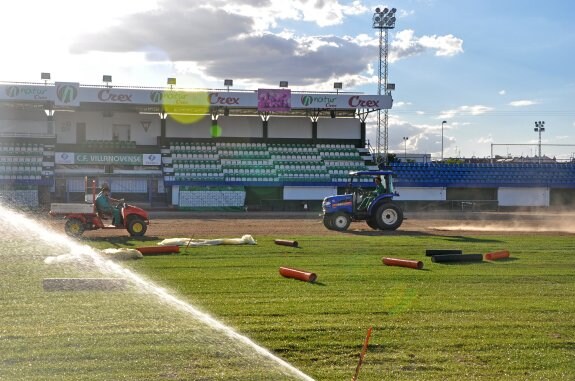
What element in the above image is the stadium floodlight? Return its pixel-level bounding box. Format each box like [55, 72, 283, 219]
[224, 79, 233, 91]
[534, 121, 545, 164]
[441, 121, 447, 161]
[279, 81, 289, 88]
[373, 7, 397, 29]
[102, 75, 112, 87]
[167, 77, 176, 89]
[386, 83, 396, 91]
[41, 72, 51, 85]
[334, 82, 343, 94]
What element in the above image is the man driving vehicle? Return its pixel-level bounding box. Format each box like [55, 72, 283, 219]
[358, 176, 386, 210]
[95, 183, 122, 226]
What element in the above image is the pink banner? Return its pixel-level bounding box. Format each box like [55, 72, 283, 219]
[257, 88, 291, 112]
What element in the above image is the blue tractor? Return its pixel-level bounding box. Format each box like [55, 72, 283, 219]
[321, 170, 404, 231]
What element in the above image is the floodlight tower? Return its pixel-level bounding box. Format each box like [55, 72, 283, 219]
[372, 7, 397, 165]
[534, 121, 545, 164]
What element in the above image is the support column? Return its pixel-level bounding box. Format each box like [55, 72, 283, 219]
[312, 121, 318, 140]
[160, 114, 167, 139]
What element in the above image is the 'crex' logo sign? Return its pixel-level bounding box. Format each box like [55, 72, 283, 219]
[56, 84, 78, 104]
[5, 86, 19, 98]
[301, 95, 313, 106]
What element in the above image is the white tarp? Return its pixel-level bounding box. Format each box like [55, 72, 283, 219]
[498, 187, 550, 207]
[158, 235, 257, 247]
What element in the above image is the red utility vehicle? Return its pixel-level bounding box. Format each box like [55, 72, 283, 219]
[49, 179, 150, 237]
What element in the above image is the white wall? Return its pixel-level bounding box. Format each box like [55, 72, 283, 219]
[0, 108, 46, 135]
[317, 117, 361, 139]
[218, 116, 262, 137]
[284, 186, 337, 200]
[498, 187, 550, 207]
[395, 187, 446, 201]
[166, 114, 211, 138]
[54, 111, 162, 144]
[268, 117, 311, 138]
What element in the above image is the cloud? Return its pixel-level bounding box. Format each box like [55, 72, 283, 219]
[68, 0, 463, 87]
[363, 115, 455, 156]
[499, 90, 506, 95]
[69, 2, 375, 86]
[390, 29, 463, 62]
[508, 100, 538, 107]
[439, 105, 493, 119]
[477, 135, 493, 144]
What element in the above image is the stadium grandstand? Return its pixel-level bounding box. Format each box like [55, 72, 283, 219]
[1, 79, 574, 211]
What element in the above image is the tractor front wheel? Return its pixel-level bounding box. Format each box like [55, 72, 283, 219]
[331, 212, 351, 231]
[375, 203, 404, 231]
[65, 218, 85, 237]
[322, 215, 334, 230]
[127, 216, 147, 237]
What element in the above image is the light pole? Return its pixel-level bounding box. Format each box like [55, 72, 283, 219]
[402, 136, 409, 160]
[372, 7, 397, 165]
[441, 120, 447, 161]
[534, 121, 545, 164]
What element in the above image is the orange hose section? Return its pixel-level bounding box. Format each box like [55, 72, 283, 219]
[274, 239, 299, 247]
[136, 245, 180, 255]
[485, 250, 510, 260]
[382, 257, 424, 269]
[279, 267, 317, 282]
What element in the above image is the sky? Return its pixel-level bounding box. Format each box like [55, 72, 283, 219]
[1, 0, 574, 160]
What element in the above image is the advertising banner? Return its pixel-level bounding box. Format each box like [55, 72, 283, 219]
[56, 152, 161, 166]
[257, 89, 291, 112]
[54, 82, 80, 107]
[0, 83, 392, 110]
[0, 84, 53, 102]
[54, 152, 75, 165]
[293, 93, 393, 110]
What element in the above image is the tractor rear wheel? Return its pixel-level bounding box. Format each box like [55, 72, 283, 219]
[375, 203, 403, 231]
[127, 216, 147, 237]
[331, 212, 351, 231]
[366, 217, 380, 230]
[65, 218, 85, 237]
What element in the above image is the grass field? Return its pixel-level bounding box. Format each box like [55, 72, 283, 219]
[2, 226, 575, 380]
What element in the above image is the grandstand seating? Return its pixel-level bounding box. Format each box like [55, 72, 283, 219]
[0, 141, 53, 183]
[162, 141, 575, 187]
[390, 162, 575, 187]
[162, 141, 371, 185]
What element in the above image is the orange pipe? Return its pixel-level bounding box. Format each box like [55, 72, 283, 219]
[485, 250, 510, 260]
[382, 257, 424, 270]
[279, 267, 317, 283]
[136, 245, 180, 255]
[274, 239, 299, 247]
